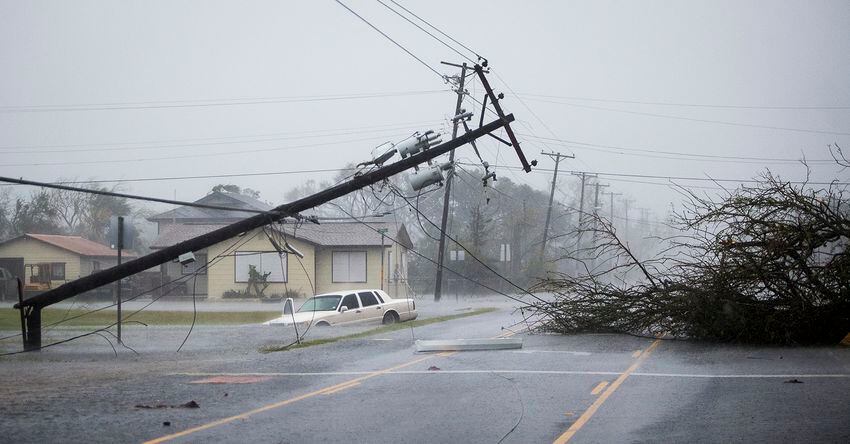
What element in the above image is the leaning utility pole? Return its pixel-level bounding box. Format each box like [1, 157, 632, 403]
[434, 62, 468, 303]
[14, 114, 522, 350]
[14, 64, 535, 349]
[539, 151, 574, 262]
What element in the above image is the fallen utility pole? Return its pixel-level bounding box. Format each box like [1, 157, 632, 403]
[434, 62, 468, 303]
[15, 114, 520, 350]
[539, 151, 574, 262]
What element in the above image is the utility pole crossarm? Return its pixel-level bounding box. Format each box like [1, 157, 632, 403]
[16, 114, 517, 311]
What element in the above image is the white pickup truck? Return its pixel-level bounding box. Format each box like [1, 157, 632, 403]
[264, 289, 417, 327]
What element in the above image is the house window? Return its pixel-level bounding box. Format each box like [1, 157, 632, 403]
[332, 251, 367, 283]
[182, 253, 208, 275]
[51, 263, 65, 280]
[235, 252, 286, 283]
[449, 250, 465, 261]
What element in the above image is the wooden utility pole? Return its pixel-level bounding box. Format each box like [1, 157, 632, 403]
[14, 115, 519, 350]
[539, 151, 574, 262]
[571, 172, 595, 242]
[602, 191, 623, 222]
[434, 63, 467, 302]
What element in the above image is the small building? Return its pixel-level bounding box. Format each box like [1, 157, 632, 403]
[147, 192, 414, 300]
[0, 233, 134, 297]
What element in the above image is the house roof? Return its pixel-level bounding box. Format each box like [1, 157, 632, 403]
[147, 191, 273, 223]
[150, 221, 414, 250]
[9, 234, 136, 257]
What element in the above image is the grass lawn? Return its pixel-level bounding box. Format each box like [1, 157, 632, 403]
[0, 308, 280, 330]
[260, 307, 497, 353]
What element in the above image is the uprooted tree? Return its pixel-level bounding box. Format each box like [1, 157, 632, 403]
[532, 165, 849, 344]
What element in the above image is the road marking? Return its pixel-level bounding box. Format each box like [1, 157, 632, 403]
[631, 350, 642, 358]
[323, 381, 361, 395]
[553, 338, 662, 444]
[145, 354, 435, 444]
[511, 350, 592, 356]
[590, 381, 608, 395]
[173, 370, 850, 379]
[189, 376, 271, 384]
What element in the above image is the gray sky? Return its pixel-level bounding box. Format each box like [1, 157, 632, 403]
[1, 0, 848, 219]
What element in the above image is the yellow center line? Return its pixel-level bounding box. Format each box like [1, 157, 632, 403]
[631, 350, 642, 358]
[323, 381, 361, 395]
[553, 338, 662, 444]
[146, 325, 525, 443]
[590, 381, 608, 395]
[143, 354, 434, 444]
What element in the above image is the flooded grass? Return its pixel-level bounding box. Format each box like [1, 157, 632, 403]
[260, 307, 497, 353]
[0, 308, 279, 329]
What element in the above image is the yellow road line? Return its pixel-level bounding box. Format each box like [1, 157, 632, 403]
[631, 350, 642, 358]
[144, 354, 434, 444]
[147, 325, 525, 443]
[590, 381, 608, 395]
[323, 381, 361, 395]
[553, 338, 662, 444]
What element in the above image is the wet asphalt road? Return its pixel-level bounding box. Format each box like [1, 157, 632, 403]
[1, 300, 849, 444]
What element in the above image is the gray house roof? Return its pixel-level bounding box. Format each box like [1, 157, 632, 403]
[150, 221, 413, 250]
[148, 191, 272, 224]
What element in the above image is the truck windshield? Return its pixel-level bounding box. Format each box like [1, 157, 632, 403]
[298, 295, 342, 312]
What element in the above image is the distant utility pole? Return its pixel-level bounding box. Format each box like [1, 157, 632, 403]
[592, 182, 610, 222]
[434, 62, 468, 302]
[571, 172, 596, 250]
[621, 197, 634, 241]
[589, 182, 610, 270]
[602, 191, 623, 222]
[540, 151, 574, 262]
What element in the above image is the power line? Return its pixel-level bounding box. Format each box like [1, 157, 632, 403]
[0, 167, 357, 186]
[520, 98, 850, 136]
[0, 90, 447, 113]
[0, 118, 446, 151]
[333, 202, 539, 309]
[518, 133, 836, 164]
[333, 0, 446, 81]
[0, 121, 445, 154]
[513, 92, 850, 111]
[457, 162, 850, 186]
[375, 0, 474, 64]
[0, 133, 426, 167]
[0, 175, 272, 213]
[385, 0, 483, 61]
[390, 186, 550, 305]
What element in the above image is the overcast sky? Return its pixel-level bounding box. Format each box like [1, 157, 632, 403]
[1, 0, 848, 220]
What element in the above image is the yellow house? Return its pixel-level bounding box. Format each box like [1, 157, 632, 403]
[147, 191, 414, 300]
[149, 221, 414, 300]
[0, 234, 132, 298]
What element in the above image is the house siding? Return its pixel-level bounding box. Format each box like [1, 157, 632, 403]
[0, 237, 82, 287]
[315, 246, 385, 296]
[205, 229, 316, 299]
